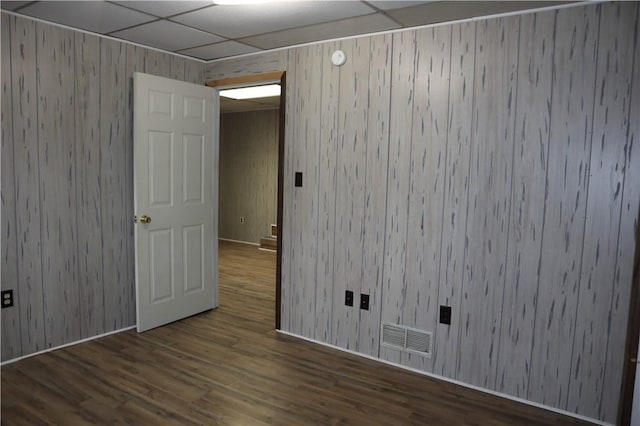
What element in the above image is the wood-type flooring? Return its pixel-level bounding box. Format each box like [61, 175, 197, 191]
[1, 240, 593, 425]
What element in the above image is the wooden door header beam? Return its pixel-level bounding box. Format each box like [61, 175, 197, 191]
[206, 71, 285, 88]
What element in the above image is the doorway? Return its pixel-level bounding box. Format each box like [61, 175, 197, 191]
[206, 71, 286, 330]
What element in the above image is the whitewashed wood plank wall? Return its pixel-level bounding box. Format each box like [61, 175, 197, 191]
[7, 16, 46, 357]
[1, 14, 205, 357]
[358, 33, 392, 358]
[496, 10, 554, 399]
[458, 14, 519, 390]
[433, 21, 475, 379]
[527, 4, 600, 411]
[1, 12, 22, 360]
[206, 3, 640, 423]
[314, 41, 340, 344]
[402, 25, 451, 372]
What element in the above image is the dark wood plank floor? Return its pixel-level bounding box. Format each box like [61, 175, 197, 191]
[1, 240, 593, 425]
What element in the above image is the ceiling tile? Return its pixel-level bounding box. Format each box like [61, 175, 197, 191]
[18, 1, 155, 34]
[179, 40, 261, 60]
[387, 1, 557, 27]
[112, 20, 224, 52]
[113, 1, 214, 18]
[368, 1, 434, 11]
[240, 13, 400, 50]
[0, 1, 32, 11]
[172, 1, 376, 39]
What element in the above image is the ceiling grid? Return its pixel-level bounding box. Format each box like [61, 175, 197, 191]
[1, 1, 576, 61]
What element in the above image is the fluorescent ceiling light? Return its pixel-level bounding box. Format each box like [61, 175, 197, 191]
[220, 84, 281, 100]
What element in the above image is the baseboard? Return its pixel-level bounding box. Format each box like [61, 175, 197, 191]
[218, 238, 259, 246]
[258, 248, 276, 253]
[276, 330, 612, 426]
[1, 325, 137, 366]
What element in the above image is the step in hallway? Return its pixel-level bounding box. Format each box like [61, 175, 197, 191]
[1, 240, 592, 425]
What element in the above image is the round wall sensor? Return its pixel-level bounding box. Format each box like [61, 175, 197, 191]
[331, 50, 347, 66]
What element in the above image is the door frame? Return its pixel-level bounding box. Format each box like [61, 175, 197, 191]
[206, 71, 286, 330]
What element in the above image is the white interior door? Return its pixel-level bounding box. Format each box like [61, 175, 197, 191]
[134, 72, 217, 332]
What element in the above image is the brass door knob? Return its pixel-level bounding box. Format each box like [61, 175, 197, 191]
[139, 214, 152, 224]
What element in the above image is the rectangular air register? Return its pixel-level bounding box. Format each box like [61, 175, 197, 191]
[381, 323, 433, 358]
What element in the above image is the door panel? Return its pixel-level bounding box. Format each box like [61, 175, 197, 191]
[149, 131, 174, 206]
[150, 229, 174, 303]
[183, 134, 204, 204]
[134, 72, 216, 332]
[183, 225, 204, 294]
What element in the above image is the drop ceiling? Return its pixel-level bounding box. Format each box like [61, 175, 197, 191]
[1, 1, 576, 62]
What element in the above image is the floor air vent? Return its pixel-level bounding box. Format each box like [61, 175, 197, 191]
[381, 323, 432, 358]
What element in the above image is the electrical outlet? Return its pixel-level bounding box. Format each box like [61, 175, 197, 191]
[345, 290, 354, 307]
[1, 290, 14, 309]
[439, 305, 451, 325]
[240, 217, 245, 224]
[360, 294, 369, 311]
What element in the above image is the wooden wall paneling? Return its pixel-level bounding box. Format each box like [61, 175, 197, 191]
[314, 41, 340, 343]
[433, 21, 475, 379]
[184, 59, 204, 85]
[1, 13, 23, 361]
[527, 5, 599, 410]
[289, 46, 322, 339]
[380, 30, 416, 364]
[101, 39, 132, 330]
[218, 114, 233, 240]
[266, 109, 279, 227]
[249, 110, 278, 241]
[246, 111, 275, 238]
[143, 49, 163, 77]
[457, 16, 519, 389]
[73, 32, 105, 339]
[401, 25, 451, 371]
[157, 52, 173, 79]
[234, 112, 243, 240]
[269, 109, 279, 226]
[170, 55, 186, 81]
[268, 108, 278, 230]
[237, 113, 251, 242]
[222, 114, 242, 241]
[495, 9, 555, 398]
[290, 47, 305, 334]
[331, 37, 370, 350]
[288, 47, 304, 335]
[358, 33, 392, 357]
[9, 16, 46, 355]
[204, 51, 286, 81]
[36, 22, 80, 347]
[218, 111, 279, 243]
[280, 51, 295, 332]
[567, 3, 637, 421]
[251, 111, 275, 242]
[229, 114, 240, 240]
[603, 4, 640, 421]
